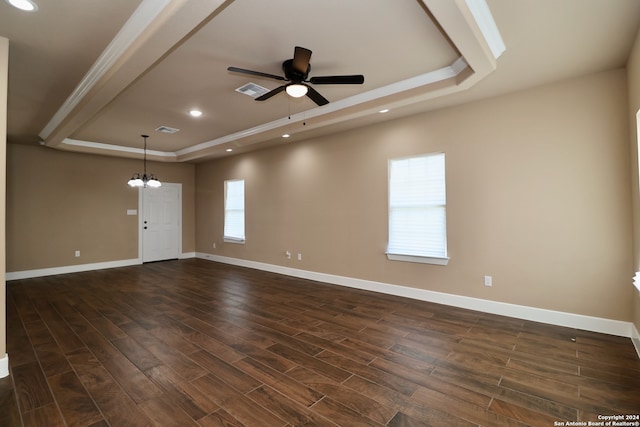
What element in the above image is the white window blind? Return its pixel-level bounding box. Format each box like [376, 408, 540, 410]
[224, 179, 245, 243]
[387, 153, 448, 265]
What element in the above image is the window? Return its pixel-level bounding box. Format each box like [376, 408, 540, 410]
[387, 153, 448, 265]
[224, 179, 245, 243]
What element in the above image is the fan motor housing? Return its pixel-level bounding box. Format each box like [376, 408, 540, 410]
[282, 59, 309, 82]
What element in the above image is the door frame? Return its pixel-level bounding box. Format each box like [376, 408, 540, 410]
[137, 182, 182, 262]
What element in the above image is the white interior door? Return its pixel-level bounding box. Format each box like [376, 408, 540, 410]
[141, 183, 181, 262]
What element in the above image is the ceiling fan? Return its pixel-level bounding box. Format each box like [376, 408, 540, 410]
[228, 46, 364, 106]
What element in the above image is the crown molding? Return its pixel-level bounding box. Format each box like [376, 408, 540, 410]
[39, 0, 173, 141]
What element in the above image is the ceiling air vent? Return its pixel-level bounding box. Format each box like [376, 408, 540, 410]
[155, 126, 180, 134]
[235, 82, 269, 98]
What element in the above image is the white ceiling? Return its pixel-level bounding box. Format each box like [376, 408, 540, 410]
[2, 0, 640, 162]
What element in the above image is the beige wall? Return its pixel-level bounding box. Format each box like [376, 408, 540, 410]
[197, 69, 633, 321]
[627, 27, 640, 334]
[7, 144, 196, 272]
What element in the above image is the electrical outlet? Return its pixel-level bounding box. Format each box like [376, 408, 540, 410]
[75, 250, 80, 257]
[484, 276, 492, 287]
[286, 251, 291, 259]
[213, 242, 216, 249]
[297, 253, 302, 261]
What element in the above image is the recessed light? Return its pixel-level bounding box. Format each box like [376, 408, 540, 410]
[379, 108, 390, 114]
[189, 109, 202, 118]
[282, 134, 290, 138]
[226, 148, 233, 152]
[6, 0, 38, 11]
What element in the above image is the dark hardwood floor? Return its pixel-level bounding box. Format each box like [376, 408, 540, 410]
[1, 259, 639, 426]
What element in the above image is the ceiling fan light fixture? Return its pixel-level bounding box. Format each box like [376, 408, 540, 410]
[286, 84, 308, 98]
[6, 0, 38, 11]
[228, 46, 363, 106]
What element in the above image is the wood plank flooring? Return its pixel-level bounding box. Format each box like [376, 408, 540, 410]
[2, 258, 639, 426]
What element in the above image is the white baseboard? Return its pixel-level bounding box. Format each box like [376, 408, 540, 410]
[0, 353, 8, 378]
[196, 252, 634, 338]
[6, 258, 141, 280]
[5, 252, 200, 281]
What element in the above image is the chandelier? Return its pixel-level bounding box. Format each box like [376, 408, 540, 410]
[127, 134, 161, 188]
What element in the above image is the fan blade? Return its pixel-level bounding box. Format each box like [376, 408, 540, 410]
[255, 85, 287, 101]
[309, 75, 365, 84]
[292, 46, 312, 75]
[305, 86, 329, 106]
[227, 66, 286, 81]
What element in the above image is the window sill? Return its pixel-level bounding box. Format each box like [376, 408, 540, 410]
[386, 252, 449, 266]
[224, 237, 245, 244]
